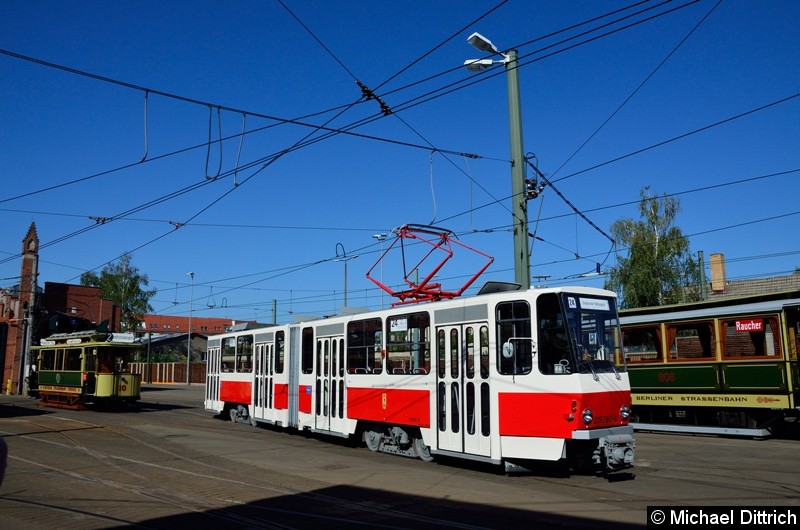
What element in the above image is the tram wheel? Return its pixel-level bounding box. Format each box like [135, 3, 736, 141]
[414, 437, 434, 462]
[365, 429, 382, 452]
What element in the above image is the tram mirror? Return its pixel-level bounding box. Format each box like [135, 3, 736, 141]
[502, 341, 515, 359]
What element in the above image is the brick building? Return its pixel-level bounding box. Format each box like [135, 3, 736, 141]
[1, 224, 258, 393]
[0, 223, 39, 395]
[138, 314, 244, 336]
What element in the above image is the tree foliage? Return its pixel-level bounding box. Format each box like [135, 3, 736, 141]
[80, 253, 156, 331]
[604, 187, 700, 309]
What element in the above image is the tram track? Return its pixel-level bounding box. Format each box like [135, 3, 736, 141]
[3, 387, 799, 529]
[1, 414, 507, 529]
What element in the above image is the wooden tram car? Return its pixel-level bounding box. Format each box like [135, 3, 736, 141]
[28, 330, 143, 410]
[205, 282, 636, 474]
[620, 290, 800, 436]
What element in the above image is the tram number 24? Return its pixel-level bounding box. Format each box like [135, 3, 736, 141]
[657, 372, 677, 383]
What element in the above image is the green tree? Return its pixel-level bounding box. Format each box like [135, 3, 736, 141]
[604, 187, 700, 309]
[80, 253, 156, 331]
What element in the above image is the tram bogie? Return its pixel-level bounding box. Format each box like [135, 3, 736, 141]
[29, 330, 143, 410]
[205, 283, 636, 475]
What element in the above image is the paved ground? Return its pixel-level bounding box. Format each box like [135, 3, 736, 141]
[0, 384, 798, 529]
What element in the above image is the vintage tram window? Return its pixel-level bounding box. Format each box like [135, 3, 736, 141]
[720, 315, 780, 358]
[622, 325, 662, 363]
[237, 335, 253, 372]
[668, 321, 714, 360]
[65, 348, 82, 371]
[346, 318, 383, 374]
[85, 352, 96, 372]
[40, 349, 55, 370]
[54, 348, 66, 370]
[386, 311, 430, 374]
[301, 327, 314, 374]
[496, 300, 532, 375]
[480, 325, 489, 379]
[275, 331, 285, 374]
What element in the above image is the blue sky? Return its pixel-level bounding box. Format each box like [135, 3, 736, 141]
[1, 0, 798, 324]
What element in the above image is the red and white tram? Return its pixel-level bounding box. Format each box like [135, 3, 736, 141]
[204, 282, 635, 474]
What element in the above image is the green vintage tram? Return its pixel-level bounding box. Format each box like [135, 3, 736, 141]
[28, 330, 143, 409]
[619, 290, 800, 436]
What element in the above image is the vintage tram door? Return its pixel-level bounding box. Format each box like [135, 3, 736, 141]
[436, 323, 491, 457]
[315, 336, 345, 433]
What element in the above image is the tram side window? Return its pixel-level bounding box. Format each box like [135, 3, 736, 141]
[222, 337, 236, 372]
[54, 348, 65, 370]
[64, 348, 81, 370]
[85, 352, 96, 372]
[237, 335, 253, 372]
[40, 349, 55, 370]
[466, 327, 475, 379]
[535, 294, 571, 375]
[301, 327, 314, 374]
[480, 326, 490, 379]
[623, 325, 662, 363]
[721, 316, 780, 358]
[275, 331, 285, 374]
[347, 318, 383, 374]
[386, 312, 430, 375]
[496, 300, 532, 375]
[668, 321, 714, 360]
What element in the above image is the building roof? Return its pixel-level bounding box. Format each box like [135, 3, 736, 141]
[708, 273, 800, 300]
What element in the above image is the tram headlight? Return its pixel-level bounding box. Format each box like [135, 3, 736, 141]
[620, 405, 631, 421]
[582, 408, 593, 425]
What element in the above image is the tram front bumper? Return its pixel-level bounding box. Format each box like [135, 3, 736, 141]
[572, 425, 635, 470]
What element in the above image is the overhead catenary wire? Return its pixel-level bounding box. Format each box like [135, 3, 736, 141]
[0, 1, 702, 208]
[0, 1, 794, 313]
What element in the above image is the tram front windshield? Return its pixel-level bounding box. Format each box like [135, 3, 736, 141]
[563, 293, 623, 374]
[536, 292, 623, 375]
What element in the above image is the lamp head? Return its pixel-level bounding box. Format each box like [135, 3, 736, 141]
[464, 58, 495, 71]
[467, 32, 499, 54]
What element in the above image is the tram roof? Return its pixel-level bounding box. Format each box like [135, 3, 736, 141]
[619, 289, 800, 325]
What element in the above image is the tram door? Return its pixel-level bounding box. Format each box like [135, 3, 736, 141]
[436, 323, 491, 457]
[315, 336, 346, 433]
[252, 341, 272, 421]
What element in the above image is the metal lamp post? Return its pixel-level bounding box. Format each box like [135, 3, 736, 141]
[186, 271, 194, 385]
[464, 32, 530, 290]
[334, 243, 358, 307]
[372, 233, 387, 308]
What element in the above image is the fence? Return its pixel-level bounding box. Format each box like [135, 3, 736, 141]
[129, 362, 206, 384]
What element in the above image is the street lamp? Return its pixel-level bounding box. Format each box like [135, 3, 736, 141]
[372, 233, 387, 308]
[186, 272, 194, 385]
[334, 243, 358, 307]
[464, 32, 530, 290]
